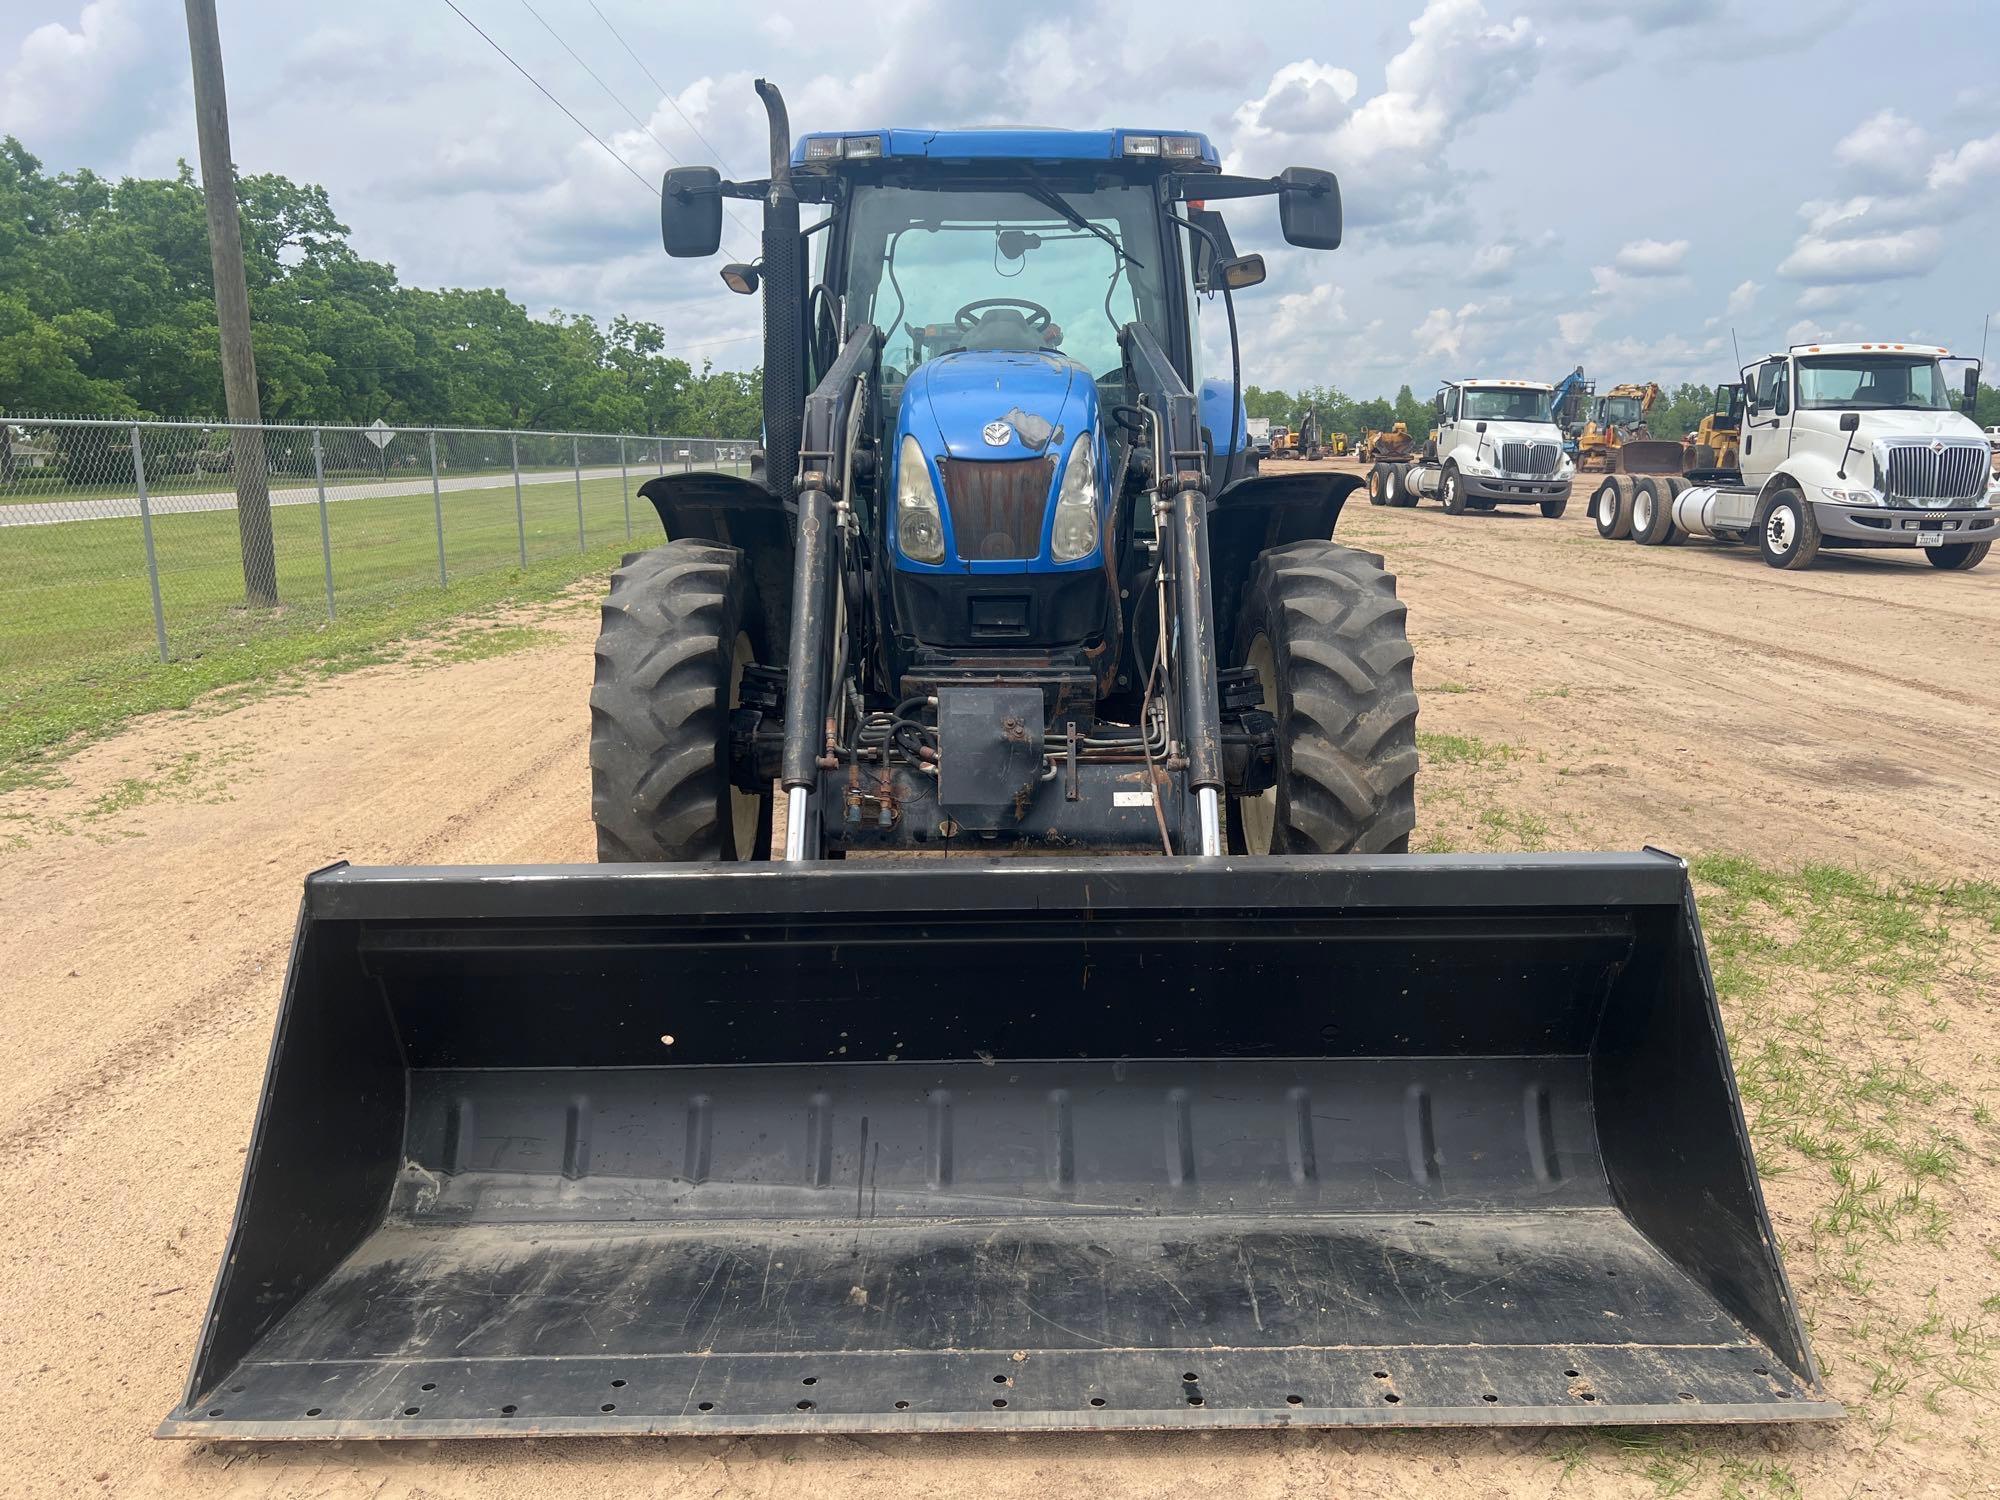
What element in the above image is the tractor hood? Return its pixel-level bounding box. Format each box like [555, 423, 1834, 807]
[909, 350, 1088, 460]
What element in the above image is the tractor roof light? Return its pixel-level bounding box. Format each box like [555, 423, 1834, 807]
[842, 134, 883, 159]
[803, 136, 842, 161]
[1161, 135, 1201, 159]
[1123, 135, 1161, 157]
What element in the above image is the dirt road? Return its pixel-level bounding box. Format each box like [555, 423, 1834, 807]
[2, 475, 1995, 1499]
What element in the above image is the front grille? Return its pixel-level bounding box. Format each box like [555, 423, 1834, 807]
[1499, 441, 1559, 476]
[1879, 441, 1990, 506]
[938, 457, 1056, 561]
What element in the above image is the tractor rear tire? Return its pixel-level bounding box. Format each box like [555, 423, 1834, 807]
[590, 540, 774, 862]
[1228, 541, 1418, 856]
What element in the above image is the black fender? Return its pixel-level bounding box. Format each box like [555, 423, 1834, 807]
[1207, 469, 1365, 660]
[636, 471, 794, 647]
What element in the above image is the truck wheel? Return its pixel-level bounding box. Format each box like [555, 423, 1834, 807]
[590, 540, 773, 861]
[1367, 462, 1389, 505]
[1757, 486, 1821, 570]
[1229, 541, 1418, 856]
[1926, 539, 1990, 571]
[1593, 477, 1632, 539]
[1540, 492, 1569, 519]
[1631, 477, 1678, 546]
[1440, 463, 1468, 514]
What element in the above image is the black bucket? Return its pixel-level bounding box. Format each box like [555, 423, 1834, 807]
[160, 854, 1836, 1438]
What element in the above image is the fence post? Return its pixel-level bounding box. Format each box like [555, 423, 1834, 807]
[430, 429, 447, 587]
[511, 433, 527, 568]
[573, 434, 586, 552]
[619, 436, 631, 540]
[130, 423, 171, 663]
[311, 426, 336, 620]
[656, 440, 665, 477]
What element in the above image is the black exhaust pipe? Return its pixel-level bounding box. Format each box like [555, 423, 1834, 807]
[755, 79, 804, 510]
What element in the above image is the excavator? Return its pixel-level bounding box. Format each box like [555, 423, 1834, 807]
[1576, 382, 1662, 472]
[160, 82, 1830, 1442]
[1267, 406, 1324, 459]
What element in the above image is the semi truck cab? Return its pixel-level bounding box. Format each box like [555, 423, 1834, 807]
[1689, 343, 1995, 569]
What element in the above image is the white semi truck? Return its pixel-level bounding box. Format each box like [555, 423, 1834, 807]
[1602, 342, 1994, 571]
[1366, 378, 1575, 518]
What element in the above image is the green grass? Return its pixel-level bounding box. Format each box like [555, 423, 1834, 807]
[0, 461, 669, 777]
[0, 538, 622, 783]
[1415, 729, 1517, 767]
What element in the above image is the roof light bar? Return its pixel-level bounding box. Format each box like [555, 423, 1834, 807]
[1123, 135, 1161, 157]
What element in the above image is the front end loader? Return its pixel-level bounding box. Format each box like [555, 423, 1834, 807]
[162, 82, 1833, 1441]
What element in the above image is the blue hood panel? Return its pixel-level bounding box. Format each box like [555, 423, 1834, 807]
[911, 352, 1083, 460]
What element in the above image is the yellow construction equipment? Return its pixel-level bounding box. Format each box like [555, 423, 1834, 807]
[1577, 383, 1661, 473]
[1681, 385, 1743, 475]
[1268, 408, 1324, 460]
[1356, 422, 1416, 464]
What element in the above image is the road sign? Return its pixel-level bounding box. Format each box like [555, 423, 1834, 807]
[364, 419, 396, 450]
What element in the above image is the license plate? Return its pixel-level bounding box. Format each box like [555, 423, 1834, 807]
[1916, 531, 1943, 547]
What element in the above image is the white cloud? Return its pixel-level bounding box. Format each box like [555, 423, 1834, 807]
[0, 0, 168, 155]
[1833, 109, 1931, 190]
[1927, 130, 2000, 193]
[1726, 279, 1760, 317]
[1556, 309, 1603, 345]
[758, 16, 797, 44]
[1413, 299, 1522, 364]
[1466, 241, 1518, 286]
[1777, 226, 1942, 283]
[1796, 285, 1862, 314]
[1613, 238, 1690, 276]
[1227, 1, 1539, 228]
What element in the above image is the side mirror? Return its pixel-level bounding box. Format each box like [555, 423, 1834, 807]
[1966, 365, 1981, 415]
[721, 262, 760, 296]
[661, 166, 723, 258]
[1277, 167, 1342, 250]
[1215, 254, 1266, 291]
[1744, 384, 1759, 416]
[1839, 411, 1860, 432]
[1476, 421, 1488, 434]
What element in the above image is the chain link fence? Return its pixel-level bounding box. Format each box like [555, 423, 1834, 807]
[1, 416, 751, 683]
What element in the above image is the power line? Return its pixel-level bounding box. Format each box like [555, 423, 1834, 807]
[515, 0, 754, 252]
[585, 0, 744, 179]
[439, 0, 658, 202]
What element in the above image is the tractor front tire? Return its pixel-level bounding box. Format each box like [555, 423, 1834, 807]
[590, 540, 773, 861]
[1228, 541, 1418, 856]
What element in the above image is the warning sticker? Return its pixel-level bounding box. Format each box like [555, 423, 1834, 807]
[1112, 790, 1155, 808]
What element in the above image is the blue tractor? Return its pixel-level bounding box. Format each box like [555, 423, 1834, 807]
[159, 82, 1823, 1444]
[607, 81, 1410, 859]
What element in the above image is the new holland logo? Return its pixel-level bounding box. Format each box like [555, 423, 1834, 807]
[982, 420, 1014, 447]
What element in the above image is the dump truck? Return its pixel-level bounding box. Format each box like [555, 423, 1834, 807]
[1595, 343, 1994, 569]
[1368, 379, 1575, 516]
[162, 82, 1832, 1441]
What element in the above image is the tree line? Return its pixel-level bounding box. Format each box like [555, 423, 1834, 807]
[0, 139, 760, 437]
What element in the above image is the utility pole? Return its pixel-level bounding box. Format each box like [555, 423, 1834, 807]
[184, 0, 278, 606]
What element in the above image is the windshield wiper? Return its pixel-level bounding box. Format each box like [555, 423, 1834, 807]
[1020, 182, 1143, 269]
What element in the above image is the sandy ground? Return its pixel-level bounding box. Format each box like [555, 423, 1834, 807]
[2, 468, 1997, 1499]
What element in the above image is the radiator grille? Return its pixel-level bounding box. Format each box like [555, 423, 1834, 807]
[1879, 441, 1989, 506]
[938, 457, 1057, 561]
[1499, 441, 1560, 476]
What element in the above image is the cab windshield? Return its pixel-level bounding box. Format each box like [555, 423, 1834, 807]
[1603, 396, 1645, 426]
[1797, 355, 1952, 411]
[840, 184, 1170, 384]
[1462, 387, 1554, 423]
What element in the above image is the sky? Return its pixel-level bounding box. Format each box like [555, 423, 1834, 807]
[5, 0, 2000, 399]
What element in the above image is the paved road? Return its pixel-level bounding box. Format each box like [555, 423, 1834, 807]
[0, 462, 748, 529]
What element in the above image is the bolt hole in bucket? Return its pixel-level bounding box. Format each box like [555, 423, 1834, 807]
[159, 859, 1830, 1436]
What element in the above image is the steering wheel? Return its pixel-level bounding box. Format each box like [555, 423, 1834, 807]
[955, 297, 1052, 332]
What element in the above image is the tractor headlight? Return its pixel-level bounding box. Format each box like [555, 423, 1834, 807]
[1050, 434, 1100, 562]
[896, 435, 946, 563]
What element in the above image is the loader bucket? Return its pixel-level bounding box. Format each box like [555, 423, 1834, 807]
[162, 854, 1836, 1439]
[1617, 439, 1689, 476]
